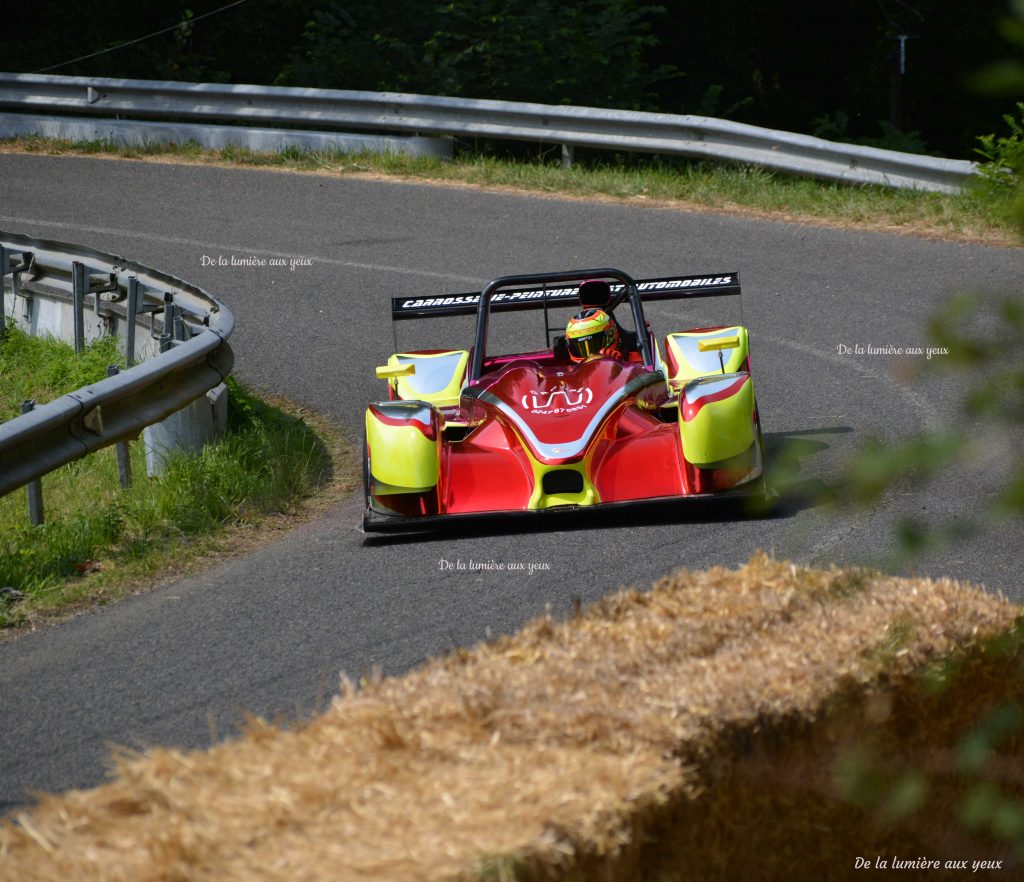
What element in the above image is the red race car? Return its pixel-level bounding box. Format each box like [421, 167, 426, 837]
[363, 268, 765, 531]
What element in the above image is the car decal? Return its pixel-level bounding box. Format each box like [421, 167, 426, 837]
[521, 386, 594, 414]
[391, 273, 740, 319]
[475, 371, 664, 461]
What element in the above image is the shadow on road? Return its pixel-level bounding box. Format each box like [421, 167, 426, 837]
[764, 426, 852, 518]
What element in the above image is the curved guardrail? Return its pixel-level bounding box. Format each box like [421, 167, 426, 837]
[0, 72, 979, 193]
[0, 230, 234, 497]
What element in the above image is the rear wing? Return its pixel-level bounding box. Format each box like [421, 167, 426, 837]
[391, 273, 740, 320]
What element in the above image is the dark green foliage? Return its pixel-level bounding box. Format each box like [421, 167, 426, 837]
[812, 111, 929, 154]
[279, 0, 676, 109]
[826, 10, 1024, 855]
[835, 432, 964, 508]
[976, 103, 1024, 192]
[649, 0, 1015, 156]
[1, 1, 313, 85]
[836, 749, 929, 824]
[0, 0, 1016, 157]
[834, 623, 1024, 858]
[959, 705, 1024, 774]
[824, 286, 1023, 557]
[971, 0, 1024, 97]
[973, 3, 1024, 230]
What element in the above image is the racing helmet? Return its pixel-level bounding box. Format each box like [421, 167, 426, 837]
[566, 308, 618, 362]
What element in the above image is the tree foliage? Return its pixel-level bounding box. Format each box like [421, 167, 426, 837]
[2, 0, 1018, 156]
[278, 0, 676, 109]
[827, 4, 1024, 855]
[976, 104, 1024, 191]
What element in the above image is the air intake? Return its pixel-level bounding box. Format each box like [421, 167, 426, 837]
[542, 469, 584, 495]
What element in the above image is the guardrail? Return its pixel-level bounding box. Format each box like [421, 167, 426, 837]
[0, 72, 979, 193]
[0, 230, 234, 502]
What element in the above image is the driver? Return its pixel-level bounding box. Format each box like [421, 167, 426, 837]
[577, 279, 639, 356]
[565, 308, 623, 362]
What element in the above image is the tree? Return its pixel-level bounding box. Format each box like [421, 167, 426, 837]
[278, 0, 676, 109]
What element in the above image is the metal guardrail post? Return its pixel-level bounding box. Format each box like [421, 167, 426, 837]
[19, 260, 31, 324]
[160, 297, 175, 352]
[125, 276, 141, 366]
[561, 144, 574, 170]
[72, 260, 87, 353]
[92, 271, 118, 335]
[1, 245, 7, 331]
[173, 306, 186, 342]
[1, 246, 32, 336]
[20, 400, 44, 525]
[107, 364, 132, 489]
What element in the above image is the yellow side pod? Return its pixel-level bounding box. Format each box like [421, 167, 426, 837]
[365, 402, 441, 493]
[678, 373, 755, 466]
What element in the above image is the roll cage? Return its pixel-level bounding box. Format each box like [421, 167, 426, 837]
[469, 268, 654, 384]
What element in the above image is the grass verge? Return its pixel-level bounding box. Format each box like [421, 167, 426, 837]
[0, 325, 356, 632]
[0, 554, 1018, 880]
[2, 135, 1020, 248]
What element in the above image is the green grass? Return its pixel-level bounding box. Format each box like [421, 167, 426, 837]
[4, 134, 1020, 245]
[0, 324, 124, 421]
[0, 325, 346, 630]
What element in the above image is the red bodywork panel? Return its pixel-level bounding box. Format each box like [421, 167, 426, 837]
[440, 356, 683, 514]
[478, 357, 654, 459]
[443, 420, 536, 514]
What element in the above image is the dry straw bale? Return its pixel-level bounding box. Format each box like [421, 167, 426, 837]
[0, 553, 1017, 882]
[631, 631, 1024, 882]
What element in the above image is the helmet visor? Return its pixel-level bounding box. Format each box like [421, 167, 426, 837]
[567, 330, 608, 360]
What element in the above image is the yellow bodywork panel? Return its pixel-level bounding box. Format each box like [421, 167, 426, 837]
[376, 363, 415, 380]
[384, 350, 469, 407]
[365, 407, 440, 491]
[679, 373, 755, 465]
[697, 335, 740, 352]
[526, 459, 599, 510]
[665, 327, 749, 389]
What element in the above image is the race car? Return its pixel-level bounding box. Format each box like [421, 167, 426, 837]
[362, 267, 765, 531]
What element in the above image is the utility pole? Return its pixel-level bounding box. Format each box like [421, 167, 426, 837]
[887, 32, 919, 131]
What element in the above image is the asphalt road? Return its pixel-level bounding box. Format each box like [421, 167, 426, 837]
[0, 153, 1021, 810]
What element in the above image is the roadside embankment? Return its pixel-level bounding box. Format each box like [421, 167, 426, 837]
[3, 137, 1020, 248]
[1, 325, 352, 631]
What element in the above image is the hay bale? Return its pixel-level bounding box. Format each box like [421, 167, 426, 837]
[1, 554, 1017, 881]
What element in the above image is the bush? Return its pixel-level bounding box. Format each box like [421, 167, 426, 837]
[975, 102, 1024, 191]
